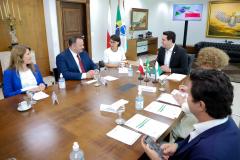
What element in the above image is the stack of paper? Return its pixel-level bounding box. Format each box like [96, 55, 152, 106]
[85, 79, 97, 84]
[138, 85, 157, 93]
[100, 99, 129, 113]
[103, 76, 119, 81]
[166, 73, 186, 81]
[144, 101, 182, 119]
[125, 114, 169, 139]
[118, 67, 128, 73]
[33, 91, 49, 101]
[106, 125, 141, 145]
[157, 93, 180, 106]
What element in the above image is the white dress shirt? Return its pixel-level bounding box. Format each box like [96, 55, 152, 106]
[103, 47, 126, 65]
[164, 44, 175, 67]
[69, 49, 86, 79]
[188, 117, 228, 142]
[19, 69, 38, 91]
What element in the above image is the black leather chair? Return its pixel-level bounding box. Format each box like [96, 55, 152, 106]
[194, 42, 240, 63]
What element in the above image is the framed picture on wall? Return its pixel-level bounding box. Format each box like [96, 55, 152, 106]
[206, 1, 240, 39]
[131, 8, 148, 30]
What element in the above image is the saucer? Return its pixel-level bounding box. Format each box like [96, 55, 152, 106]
[17, 104, 32, 112]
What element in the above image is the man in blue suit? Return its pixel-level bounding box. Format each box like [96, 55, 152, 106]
[56, 36, 97, 80]
[141, 69, 240, 160]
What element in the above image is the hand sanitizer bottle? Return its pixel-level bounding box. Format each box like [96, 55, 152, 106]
[69, 142, 84, 160]
[128, 64, 133, 77]
[58, 73, 66, 89]
[135, 88, 144, 110]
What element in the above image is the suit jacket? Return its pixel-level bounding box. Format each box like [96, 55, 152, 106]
[56, 49, 97, 80]
[170, 117, 240, 160]
[3, 64, 46, 98]
[156, 45, 188, 74]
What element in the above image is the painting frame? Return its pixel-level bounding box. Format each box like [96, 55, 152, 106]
[206, 1, 240, 39]
[131, 8, 148, 31]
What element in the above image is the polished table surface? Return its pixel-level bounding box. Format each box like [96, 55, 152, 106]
[0, 68, 185, 160]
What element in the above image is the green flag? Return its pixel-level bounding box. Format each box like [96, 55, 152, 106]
[146, 57, 151, 76]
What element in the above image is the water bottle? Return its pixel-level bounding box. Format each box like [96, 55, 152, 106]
[135, 89, 144, 110]
[69, 142, 84, 160]
[128, 64, 133, 77]
[59, 73, 66, 89]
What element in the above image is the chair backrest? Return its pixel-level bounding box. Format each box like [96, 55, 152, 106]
[187, 54, 195, 74]
[53, 68, 60, 82]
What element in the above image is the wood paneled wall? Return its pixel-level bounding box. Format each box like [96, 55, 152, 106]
[0, 0, 50, 76]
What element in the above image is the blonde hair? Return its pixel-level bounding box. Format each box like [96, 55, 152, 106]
[197, 47, 229, 70]
[8, 45, 35, 72]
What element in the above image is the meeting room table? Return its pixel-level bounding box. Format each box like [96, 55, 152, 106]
[0, 68, 186, 160]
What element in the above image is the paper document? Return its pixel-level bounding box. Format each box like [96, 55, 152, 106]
[171, 89, 188, 98]
[85, 79, 97, 84]
[103, 76, 119, 81]
[157, 93, 180, 106]
[106, 125, 141, 145]
[166, 73, 186, 81]
[118, 67, 128, 73]
[21, 85, 38, 92]
[125, 114, 169, 139]
[159, 74, 168, 81]
[100, 99, 129, 113]
[33, 91, 49, 101]
[144, 101, 182, 119]
[138, 85, 157, 93]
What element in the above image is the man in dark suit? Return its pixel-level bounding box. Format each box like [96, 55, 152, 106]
[141, 69, 240, 160]
[56, 36, 97, 80]
[156, 31, 188, 74]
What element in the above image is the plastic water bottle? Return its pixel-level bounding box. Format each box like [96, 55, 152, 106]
[128, 64, 133, 77]
[135, 89, 144, 110]
[69, 142, 84, 160]
[59, 73, 66, 89]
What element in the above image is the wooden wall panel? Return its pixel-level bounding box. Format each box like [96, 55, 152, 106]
[0, 0, 50, 76]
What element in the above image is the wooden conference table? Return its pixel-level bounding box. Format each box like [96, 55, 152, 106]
[0, 68, 186, 160]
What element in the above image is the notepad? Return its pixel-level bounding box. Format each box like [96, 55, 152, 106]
[157, 93, 180, 106]
[33, 91, 49, 101]
[125, 114, 169, 139]
[85, 79, 97, 84]
[103, 76, 118, 81]
[100, 99, 129, 113]
[144, 101, 182, 119]
[106, 125, 141, 145]
[166, 73, 186, 81]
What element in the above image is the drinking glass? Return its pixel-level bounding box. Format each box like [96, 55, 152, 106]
[94, 69, 101, 87]
[115, 105, 126, 125]
[26, 90, 36, 105]
[159, 78, 167, 92]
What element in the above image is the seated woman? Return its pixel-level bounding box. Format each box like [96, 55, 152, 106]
[3, 45, 46, 98]
[171, 47, 229, 142]
[103, 34, 126, 68]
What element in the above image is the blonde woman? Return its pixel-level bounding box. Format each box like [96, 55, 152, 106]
[3, 45, 46, 98]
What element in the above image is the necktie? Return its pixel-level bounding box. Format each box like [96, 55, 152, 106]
[77, 54, 86, 73]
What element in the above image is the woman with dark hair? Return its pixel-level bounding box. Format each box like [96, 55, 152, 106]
[103, 34, 126, 68]
[3, 45, 46, 98]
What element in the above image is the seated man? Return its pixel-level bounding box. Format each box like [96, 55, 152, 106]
[142, 69, 240, 160]
[56, 36, 97, 80]
[156, 31, 188, 75]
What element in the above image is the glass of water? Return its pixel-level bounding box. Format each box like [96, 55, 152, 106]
[159, 78, 167, 92]
[115, 105, 126, 125]
[94, 69, 101, 87]
[26, 90, 36, 105]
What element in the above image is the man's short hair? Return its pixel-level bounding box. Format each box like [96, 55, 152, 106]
[190, 69, 233, 119]
[68, 35, 84, 46]
[163, 31, 176, 43]
[110, 34, 121, 47]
